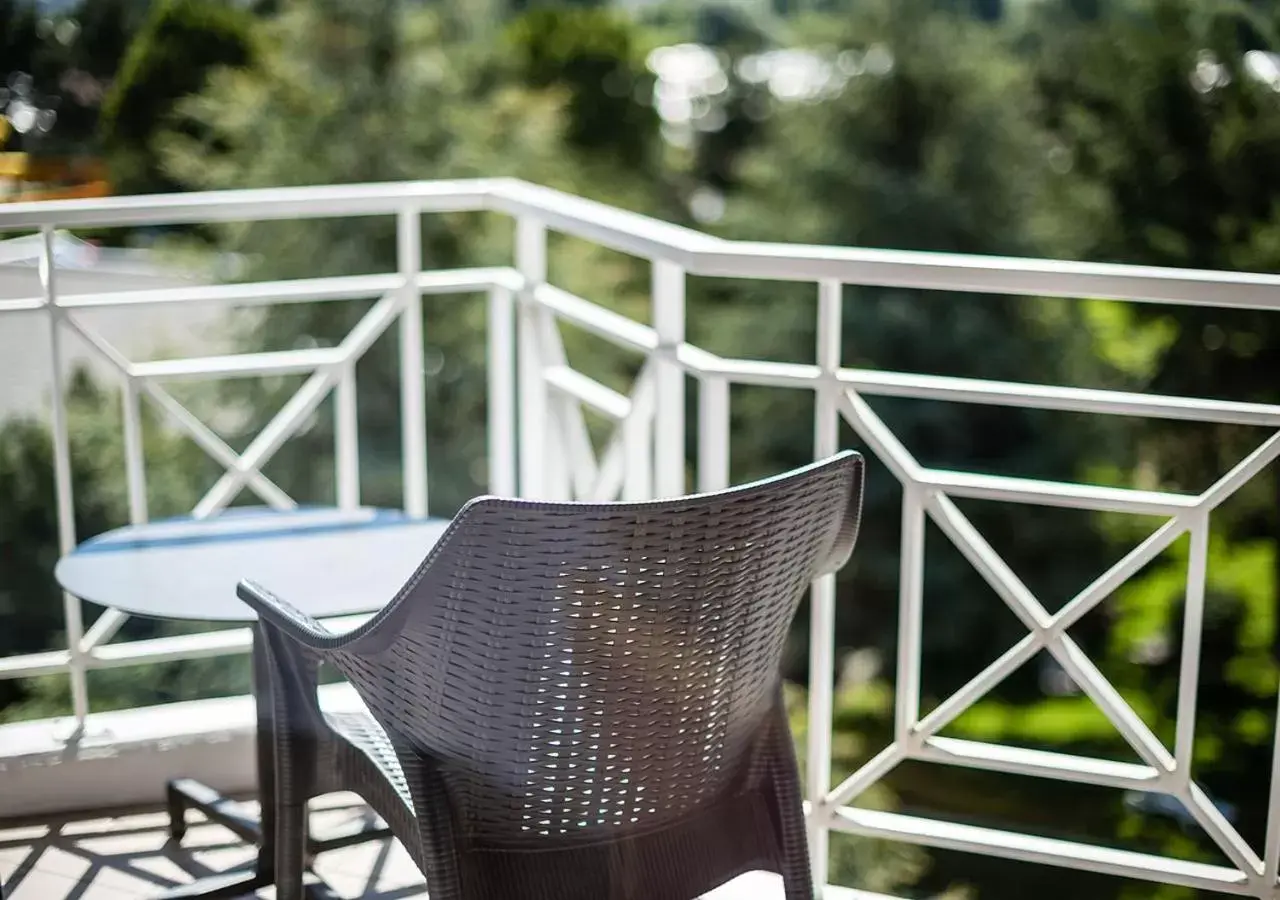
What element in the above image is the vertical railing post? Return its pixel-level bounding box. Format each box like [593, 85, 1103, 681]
[807, 278, 842, 893]
[41, 226, 89, 728]
[1173, 511, 1210, 774]
[73, 374, 150, 652]
[696, 375, 729, 494]
[896, 486, 926, 744]
[536, 303, 575, 501]
[397, 206, 427, 518]
[122, 378, 148, 526]
[622, 378, 653, 501]
[487, 285, 518, 497]
[517, 216, 548, 500]
[1263, 657, 1280, 891]
[652, 259, 686, 499]
[544, 400, 573, 501]
[623, 418, 653, 500]
[335, 367, 360, 510]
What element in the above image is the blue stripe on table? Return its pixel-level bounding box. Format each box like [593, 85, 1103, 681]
[72, 508, 415, 555]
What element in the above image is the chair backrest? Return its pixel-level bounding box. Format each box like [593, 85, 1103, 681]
[329, 451, 863, 849]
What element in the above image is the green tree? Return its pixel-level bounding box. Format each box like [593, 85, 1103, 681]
[69, 0, 150, 82]
[100, 0, 259, 193]
[503, 5, 658, 169]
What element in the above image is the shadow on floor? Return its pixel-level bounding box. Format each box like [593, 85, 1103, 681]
[0, 794, 426, 899]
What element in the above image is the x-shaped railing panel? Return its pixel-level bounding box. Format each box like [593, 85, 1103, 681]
[55, 284, 410, 658]
[824, 381, 1280, 890]
[538, 313, 656, 504]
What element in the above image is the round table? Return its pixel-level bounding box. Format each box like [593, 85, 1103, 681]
[56, 505, 451, 623]
[54, 506, 451, 900]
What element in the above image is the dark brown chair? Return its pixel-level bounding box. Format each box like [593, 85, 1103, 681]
[239, 451, 864, 900]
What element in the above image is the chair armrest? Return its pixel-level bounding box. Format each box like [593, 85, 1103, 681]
[237, 579, 338, 648]
[241, 580, 333, 809]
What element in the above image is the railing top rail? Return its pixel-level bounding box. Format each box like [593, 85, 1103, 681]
[483, 179, 718, 268]
[4, 177, 1280, 308]
[699, 242, 1280, 309]
[0, 179, 501, 229]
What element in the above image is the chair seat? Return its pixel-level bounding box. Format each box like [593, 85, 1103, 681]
[323, 709, 414, 815]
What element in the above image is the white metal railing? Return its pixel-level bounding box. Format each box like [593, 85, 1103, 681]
[3, 179, 1280, 897]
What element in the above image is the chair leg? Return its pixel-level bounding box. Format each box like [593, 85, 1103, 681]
[274, 799, 310, 900]
[773, 773, 817, 900]
[166, 780, 188, 842]
[256, 626, 324, 900]
[766, 700, 816, 900]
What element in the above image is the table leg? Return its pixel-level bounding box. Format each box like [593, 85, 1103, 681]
[152, 631, 276, 899]
[156, 629, 384, 899]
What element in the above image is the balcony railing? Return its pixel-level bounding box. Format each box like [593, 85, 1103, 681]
[2, 179, 1280, 898]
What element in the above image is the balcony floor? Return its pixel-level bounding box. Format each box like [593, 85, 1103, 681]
[0, 794, 420, 900]
[0, 793, 834, 900]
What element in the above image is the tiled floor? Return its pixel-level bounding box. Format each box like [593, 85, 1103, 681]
[0, 794, 809, 899]
[0, 794, 426, 899]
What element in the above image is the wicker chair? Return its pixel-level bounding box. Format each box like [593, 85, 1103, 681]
[239, 451, 864, 900]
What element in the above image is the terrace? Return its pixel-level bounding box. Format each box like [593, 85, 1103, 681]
[1, 179, 1278, 899]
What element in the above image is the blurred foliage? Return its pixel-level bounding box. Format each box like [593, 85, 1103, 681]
[1, 0, 146, 152]
[100, 0, 260, 193]
[5, 0, 1280, 896]
[503, 6, 658, 167]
